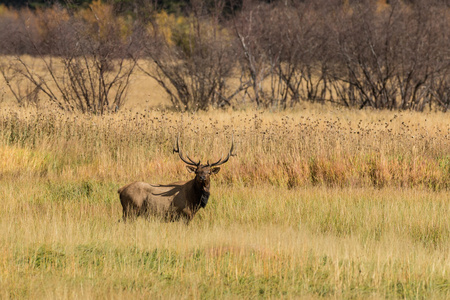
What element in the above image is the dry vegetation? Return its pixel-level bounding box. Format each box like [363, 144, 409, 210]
[0, 99, 449, 298]
[0, 0, 448, 297]
[1, 106, 448, 189]
[1, 0, 449, 112]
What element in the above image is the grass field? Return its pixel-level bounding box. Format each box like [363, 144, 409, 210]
[1, 62, 450, 298]
[1, 182, 450, 299]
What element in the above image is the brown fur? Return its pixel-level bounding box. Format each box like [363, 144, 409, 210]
[118, 165, 220, 223]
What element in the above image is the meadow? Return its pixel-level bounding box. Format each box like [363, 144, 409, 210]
[0, 73, 450, 298]
[0, 103, 450, 299]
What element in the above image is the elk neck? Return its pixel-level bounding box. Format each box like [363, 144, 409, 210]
[191, 178, 210, 209]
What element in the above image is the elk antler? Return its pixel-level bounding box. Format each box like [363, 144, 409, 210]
[173, 135, 200, 166]
[209, 135, 236, 167]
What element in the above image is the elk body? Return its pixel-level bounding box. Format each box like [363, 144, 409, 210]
[118, 136, 235, 223]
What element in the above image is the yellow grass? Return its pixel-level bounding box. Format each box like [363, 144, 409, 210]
[1, 181, 450, 298]
[0, 107, 448, 189]
[0, 56, 450, 298]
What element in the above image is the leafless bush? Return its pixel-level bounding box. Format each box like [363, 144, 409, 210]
[331, 3, 397, 109]
[393, 1, 449, 111]
[231, 0, 448, 111]
[233, 1, 338, 109]
[138, 1, 244, 111]
[430, 71, 449, 112]
[0, 3, 137, 114]
[0, 0, 448, 112]
[276, 1, 334, 107]
[0, 61, 41, 107]
[232, 1, 272, 108]
[329, 0, 449, 111]
[0, 8, 37, 55]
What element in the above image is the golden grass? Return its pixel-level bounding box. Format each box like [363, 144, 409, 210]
[1, 181, 450, 298]
[0, 107, 448, 189]
[0, 57, 450, 298]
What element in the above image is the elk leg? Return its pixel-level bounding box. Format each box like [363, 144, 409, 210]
[122, 204, 139, 222]
[122, 210, 129, 222]
[181, 211, 193, 225]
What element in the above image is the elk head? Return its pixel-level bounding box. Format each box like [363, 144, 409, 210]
[173, 135, 235, 207]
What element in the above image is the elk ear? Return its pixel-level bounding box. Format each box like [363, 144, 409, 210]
[186, 166, 196, 173]
[211, 167, 221, 175]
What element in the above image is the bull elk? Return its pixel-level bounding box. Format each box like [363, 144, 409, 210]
[118, 135, 235, 223]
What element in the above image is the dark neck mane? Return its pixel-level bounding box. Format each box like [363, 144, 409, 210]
[192, 180, 210, 208]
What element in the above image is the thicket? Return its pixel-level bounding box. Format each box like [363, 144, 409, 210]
[0, 0, 448, 113]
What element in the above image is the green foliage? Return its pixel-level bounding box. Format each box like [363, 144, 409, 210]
[17, 244, 66, 269]
[44, 180, 94, 201]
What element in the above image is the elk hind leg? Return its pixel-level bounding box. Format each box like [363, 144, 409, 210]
[121, 204, 139, 222]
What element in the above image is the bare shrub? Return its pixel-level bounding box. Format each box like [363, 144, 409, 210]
[231, 0, 448, 111]
[330, 2, 399, 109]
[233, 0, 339, 109]
[0, 0, 447, 112]
[430, 71, 449, 112]
[0, 7, 37, 55]
[393, 0, 450, 111]
[275, 1, 334, 108]
[0, 61, 41, 108]
[329, 0, 449, 111]
[138, 1, 243, 111]
[0, 3, 137, 114]
[232, 1, 272, 108]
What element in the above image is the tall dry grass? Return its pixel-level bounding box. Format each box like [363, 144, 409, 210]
[1, 107, 448, 189]
[0, 106, 449, 298]
[1, 182, 450, 298]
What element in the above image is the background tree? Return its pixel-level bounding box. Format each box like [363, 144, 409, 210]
[0, 0, 448, 112]
[0, 2, 137, 114]
[138, 0, 243, 110]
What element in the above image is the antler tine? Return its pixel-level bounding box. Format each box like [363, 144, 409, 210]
[173, 135, 200, 166]
[209, 156, 223, 166]
[185, 152, 200, 166]
[210, 135, 236, 167]
[173, 134, 180, 154]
